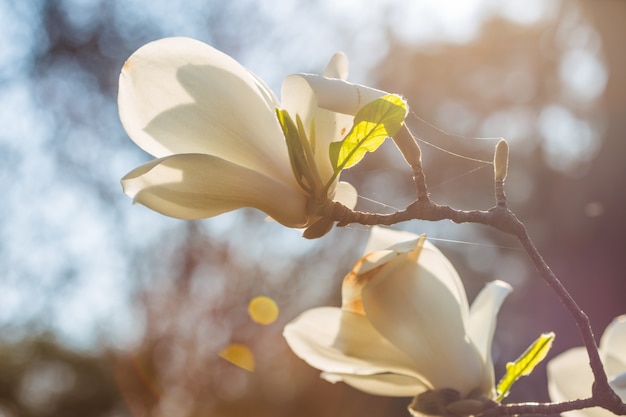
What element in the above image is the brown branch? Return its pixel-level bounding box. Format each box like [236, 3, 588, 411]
[324, 136, 626, 416]
[331, 200, 523, 236]
[329, 201, 626, 415]
[483, 398, 597, 417]
[517, 227, 626, 415]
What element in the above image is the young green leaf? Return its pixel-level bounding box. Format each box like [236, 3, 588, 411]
[496, 332, 555, 401]
[276, 108, 323, 195]
[329, 94, 407, 171]
[276, 108, 311, 193]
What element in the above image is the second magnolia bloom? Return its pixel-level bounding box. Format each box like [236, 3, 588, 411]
[548, 315, 626, 417]
[284, 227, 512, 414]
[119, 37, 400, 229]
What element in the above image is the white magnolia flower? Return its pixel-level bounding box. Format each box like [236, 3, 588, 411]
[284, 227, 512, 414]
[119, 37, 390, 229]
[548, 315, 626, 417]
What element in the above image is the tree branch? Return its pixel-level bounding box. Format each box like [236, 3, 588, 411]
[325, 135, 626, 416]
[483, 398, 596, 416]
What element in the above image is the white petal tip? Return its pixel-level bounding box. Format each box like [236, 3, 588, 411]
[488, 280, 513, 293]
[324, 52, 349, 80]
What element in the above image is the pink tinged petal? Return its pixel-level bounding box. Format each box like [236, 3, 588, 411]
[323, 372, 430, 397]
[119, 37, 293, 182]
[283, 307, 427, 397]
[547, 347, 616, 417]
[466, 280, 513, 394]
[599, 315, 626, 378]
[121, 153, 307, 227]
[361, 243, 484, 396]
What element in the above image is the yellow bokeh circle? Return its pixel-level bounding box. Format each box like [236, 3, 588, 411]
[219, 343, 255, 372]
[248, 296, 279, 325]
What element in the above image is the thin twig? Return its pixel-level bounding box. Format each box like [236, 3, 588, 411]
[392, 126, 429, 201]
[324, 137, 626, 416]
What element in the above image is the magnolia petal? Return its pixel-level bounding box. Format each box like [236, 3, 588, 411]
[408, 243, 471, 320]
[599, 315, 626, 402]
[362, 227, 422, 255]
[283, 307, 425, 396]
[353, 232, 425, 277]
[121, 153, 307, 227]
[609, 373, 626, 403]
[323, 372, 429, 397]
[348, 232, 470, 315]
[281, 62, 387, 184]
[466, 280, 513, 394]
[361, 246, 483, 396]
[599, 315, 626, 377]
[334, 181, 358, 209]
[547, 347, 615, 417]
[366, 237, 472, 321]
[314, 108, 354, 185]
[289, 74, 388, 116]
[323, 52, 349, 80]
[280, 75, 316, 138]
[548, 317, 626, 417]
[246, 70, 281, 109]
[281, 73, 353, 183]
[317, 52, 352, 179]
[342, 230, 423, 314]
[119, 37, 293, 182]
[351, 249, 398, 276]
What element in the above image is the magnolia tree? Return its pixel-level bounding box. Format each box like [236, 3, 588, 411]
[118, 37, 626, 417]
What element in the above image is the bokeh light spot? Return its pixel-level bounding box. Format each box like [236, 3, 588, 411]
[219, 343, 255, 372]
[248, 296, 279, 325]
[584, 201, 604, 218]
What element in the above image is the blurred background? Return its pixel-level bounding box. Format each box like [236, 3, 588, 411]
[0, 0, 624, 416]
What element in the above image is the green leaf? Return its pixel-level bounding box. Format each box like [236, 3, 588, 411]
[330, 94, 407, 171]
[496, 332, 555, 401]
